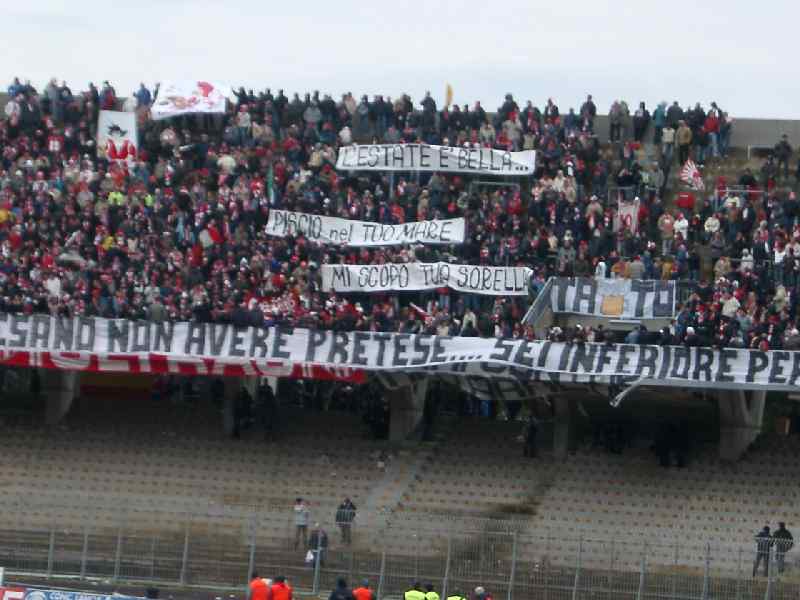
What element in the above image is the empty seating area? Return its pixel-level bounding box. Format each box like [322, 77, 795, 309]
[400, 418, 540, 515]
[392, 415, 800, 571]
[2, 390, 800, 574]
[0, 397, 390, 544]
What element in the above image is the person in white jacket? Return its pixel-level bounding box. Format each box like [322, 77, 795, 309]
[704, 213, 721, 240]
[674, 212, 689, 241]
[595, 259, 608, 279]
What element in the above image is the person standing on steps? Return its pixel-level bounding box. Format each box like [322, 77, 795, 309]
[293, 498, 310, 550]
[773, 522, 794, 574]
[753, 525, 773, 577]
[676, 120, 692, 165]
[523, 417, 538, 458]
[335, 497, 357, 545]
[309, 522, 329, 566]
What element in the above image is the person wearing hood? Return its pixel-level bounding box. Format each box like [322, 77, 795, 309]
[329, 578, 355, 600]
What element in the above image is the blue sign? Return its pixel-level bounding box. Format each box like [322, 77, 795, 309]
[25, 590, 141, 600]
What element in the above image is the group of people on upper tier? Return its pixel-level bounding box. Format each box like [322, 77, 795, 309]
[3, 77, 799, 351]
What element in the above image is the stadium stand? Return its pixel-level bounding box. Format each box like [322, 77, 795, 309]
[3, 77, 800, 599]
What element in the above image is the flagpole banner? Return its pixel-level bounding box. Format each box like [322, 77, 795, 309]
[321, 262, 531, 295]
[1, 314, 800, 391]
[614, 198, 640, 234]
[550, 277, 676, 319]
[265, 210, 465, 247]
[336, 144, 536, 175]
[151, 81, 231, 120]
[680, 159, 706, 191]
[97, 110, 138, 162]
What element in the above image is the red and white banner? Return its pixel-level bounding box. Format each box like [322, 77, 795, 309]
[614, 198, 640, 234]
[0, 349, 364, 383]
[1, 313, 800, 392]
[151, 80, 230, 120]
[0, 589, 25, 600]
[680, 159, 705, 191]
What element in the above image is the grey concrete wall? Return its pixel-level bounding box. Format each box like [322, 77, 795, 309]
[592, 114, 798, 149]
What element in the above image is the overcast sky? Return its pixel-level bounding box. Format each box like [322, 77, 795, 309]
[1, 1, 797, 119]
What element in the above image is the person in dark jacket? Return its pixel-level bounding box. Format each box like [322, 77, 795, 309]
[309, 523, 329, 566]
[329, 578, 355, 600]
[773, 522, 794, 573]
[753, 526, 772, 577]
[775, 135, 793, 179]
[335, 498, 357, 545]
[684, 326, 701, 347]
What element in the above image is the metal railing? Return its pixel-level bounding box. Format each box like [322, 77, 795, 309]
[521, 277, 553, 327]
[1, 502, 798, 599]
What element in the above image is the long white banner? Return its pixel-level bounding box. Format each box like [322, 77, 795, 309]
[151, 80, 230, 120]
[551, 278, 676, 319]
[1, 314, 800, 391]
[265, 210, 465, 247]
[321, 262, 531, 295]
[336, 144, 535, 175]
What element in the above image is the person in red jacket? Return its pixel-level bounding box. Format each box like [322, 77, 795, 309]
[703, 113, 720, 158]
[271, 576, 292, 600]
[249, 572, 271, 600]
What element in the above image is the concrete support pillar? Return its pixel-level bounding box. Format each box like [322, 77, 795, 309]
[42, 369, 80, 425]
[388, 379, 428, 442]
[716, 389, 766, 461]
[552, 395, 576, 460]
[222, 377, 240, 437]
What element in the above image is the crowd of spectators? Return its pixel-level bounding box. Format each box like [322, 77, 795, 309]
[0, 77, 798, 349]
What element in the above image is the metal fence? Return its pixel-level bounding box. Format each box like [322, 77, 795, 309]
[1, 504, 799, 600]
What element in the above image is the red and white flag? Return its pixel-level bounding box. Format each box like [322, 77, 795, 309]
[680, 159, 705, 191]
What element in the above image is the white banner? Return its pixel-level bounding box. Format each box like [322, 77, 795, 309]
[321, 262, 531, 296]
[0, 314, 799, 391]
[151, 80, 230, 120]
[614, 198, 640, 234]
[265, 210, 465, 247]
[551, 277, 676, 319]
[336, 144, 535, 175]
[97, 110, 138, 162]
